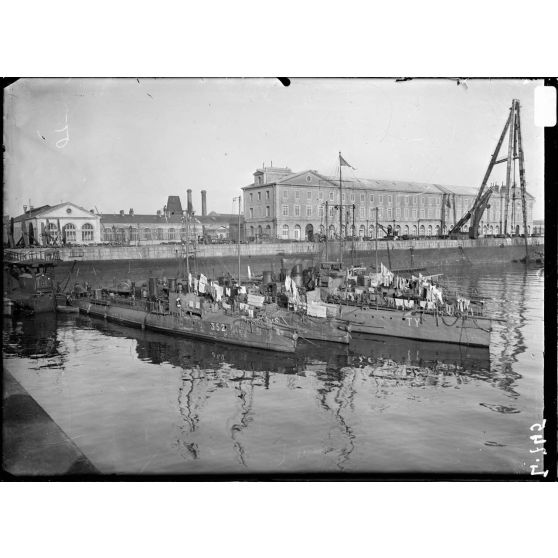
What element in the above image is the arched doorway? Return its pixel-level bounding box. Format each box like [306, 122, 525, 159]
[294, 225, 301, 240]
[394, 225, 401, 236]
[265, 224, 271, 239]
[28, 222, 35, 245]
[404, 225, 409, 236]
[368, 224, 374, 238]
[257, 225, 263, 238]
[427, 225, 432, 236]
[387, 225, 393, 236]
[359, 225, 365, 238]
[282, 224, 289, 239]
[419, 225, 425, 236]
[489, 225, 494, 235]
[435, 225, 440, 236]
[412, 225, 417, 236]
[305, 223, 314, 241]
[515, 225, 520, 236]
[329, 225, 335, 239]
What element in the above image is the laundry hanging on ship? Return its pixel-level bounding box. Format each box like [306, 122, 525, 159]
[369, 273, 382, 287]
[431, 285, 443, 304]
[456, 297, 471, 313]
[380, 263, 394, 286]
[284, 275, 292, 293]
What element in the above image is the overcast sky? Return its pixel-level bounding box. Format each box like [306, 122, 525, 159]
[3, 78, 545, 219]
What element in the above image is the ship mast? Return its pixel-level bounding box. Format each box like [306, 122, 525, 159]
[339, 152, 344, 265]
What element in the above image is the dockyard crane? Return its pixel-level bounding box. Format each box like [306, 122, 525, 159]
[449, 99, 529, 255]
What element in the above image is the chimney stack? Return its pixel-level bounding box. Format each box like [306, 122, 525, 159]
[23, 205, 28, 213]
[120, 210, 124, 216]
[129, 208, 134, 216]
[187, 189, 193, 216]
[201, 190, 207, 217]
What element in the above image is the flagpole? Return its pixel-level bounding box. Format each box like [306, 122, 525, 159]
[339, 152, 343, 265]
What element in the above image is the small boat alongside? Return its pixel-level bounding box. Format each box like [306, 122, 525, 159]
[3, 249, 59, 315]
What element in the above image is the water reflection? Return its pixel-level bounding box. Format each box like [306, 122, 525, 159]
[3, 262, 542, 474]
[3, 315, 67, 369]
[74, 315, 499, 469]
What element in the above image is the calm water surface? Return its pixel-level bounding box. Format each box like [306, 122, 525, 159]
[3, 264, 544, 474]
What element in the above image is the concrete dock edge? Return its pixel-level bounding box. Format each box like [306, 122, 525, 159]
[2, 368, 99, 477]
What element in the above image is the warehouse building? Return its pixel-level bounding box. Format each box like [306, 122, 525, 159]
[242, 166, 534, 241]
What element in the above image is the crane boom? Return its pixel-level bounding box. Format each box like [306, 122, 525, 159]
[449, 104, 513, 238]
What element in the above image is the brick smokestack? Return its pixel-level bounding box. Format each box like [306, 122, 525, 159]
[187, 189, 193, 216]
[201, 190, 207, 217]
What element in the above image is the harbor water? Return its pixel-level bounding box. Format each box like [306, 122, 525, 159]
[3, 264, 544, 475]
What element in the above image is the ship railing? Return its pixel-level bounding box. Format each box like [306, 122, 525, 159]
[327, 294, 486, 318]
[4, 248, 61, 264]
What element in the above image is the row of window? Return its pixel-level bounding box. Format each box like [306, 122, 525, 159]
[102, 227, 188, 241]
[277, 223, 458, 240]
[45, 222, 95, 241]
[249, 191, 271, 203]
[276, 205, 448, 220]
[248, 206, 271, 219]
[274, 189, 472, 207]
[250, 222, 528, 240]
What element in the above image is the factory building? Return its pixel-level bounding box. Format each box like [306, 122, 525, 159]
[100, 195, 200, 244]
[100, 192, 237, 244]
[242, 166, 535, 241]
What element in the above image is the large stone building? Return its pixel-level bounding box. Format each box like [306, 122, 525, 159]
[11, 202, 102, 246]
[242, 166, 535, 241]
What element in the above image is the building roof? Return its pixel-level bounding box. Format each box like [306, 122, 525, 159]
[13, 202, 100, 222]
[254, 166, 292, 174]
[243, 167, 536, 200]
[336, 177, 453, 195]
[197, 212, 238, 225]
[166, 195, 183, 216]
[13, 205, 51, 223]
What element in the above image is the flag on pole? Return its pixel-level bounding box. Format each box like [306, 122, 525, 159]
[339, 153, 355, 170]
